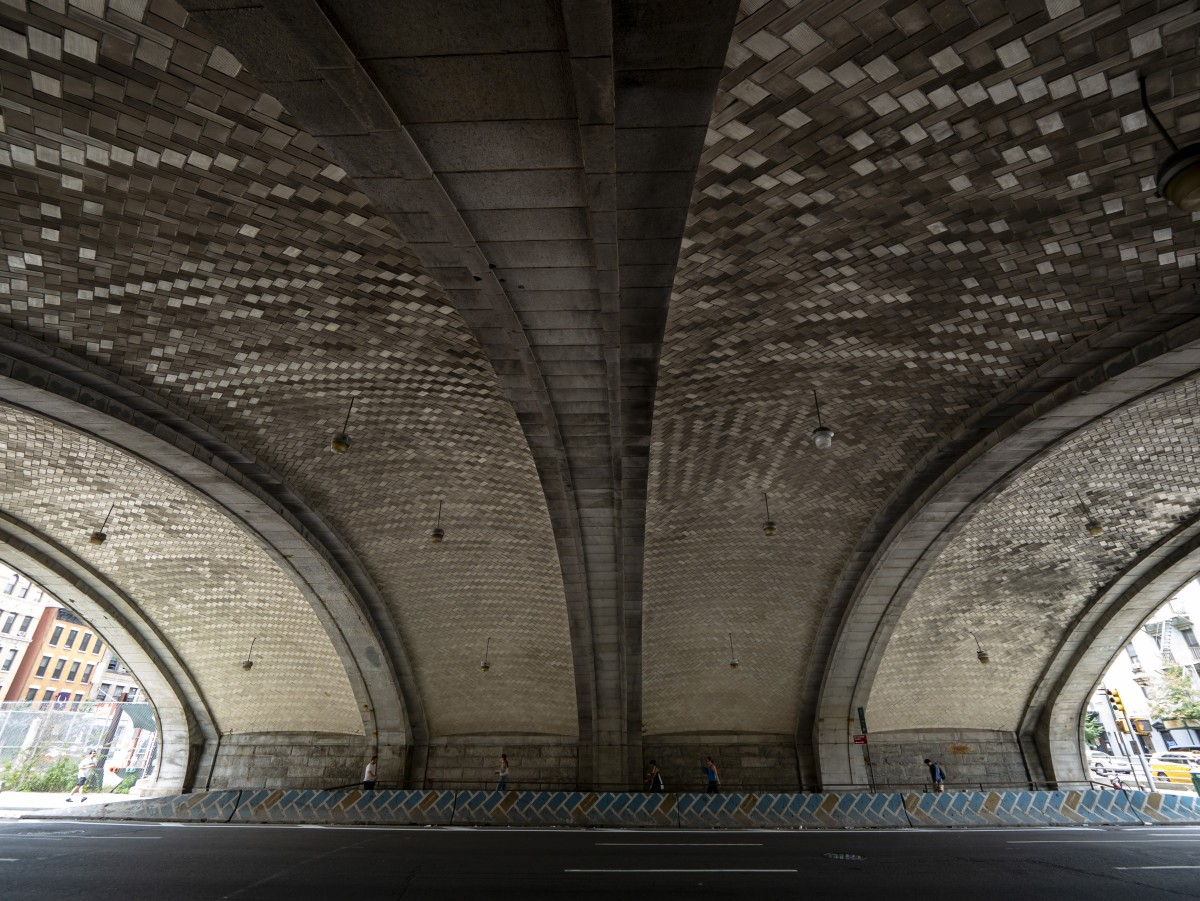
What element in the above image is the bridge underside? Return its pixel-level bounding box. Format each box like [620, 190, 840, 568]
[0, 0, 1196, 791]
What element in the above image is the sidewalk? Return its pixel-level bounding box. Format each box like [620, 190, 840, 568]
[0, 790, 134, 819]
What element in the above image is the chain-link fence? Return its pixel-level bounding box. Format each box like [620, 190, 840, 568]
[0, 700, 157, 793]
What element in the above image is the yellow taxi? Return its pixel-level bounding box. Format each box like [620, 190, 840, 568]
[1148, 753, 1200, 787]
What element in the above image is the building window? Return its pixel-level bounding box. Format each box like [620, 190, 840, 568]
[16, 582, 29, 598]
[1, 648, 16, 671]
[51, 658, 65, 679]
[35, 655, 50, 677]
[72, 693, 82, 703]
[79, 634, 90, 653]
[97, 682, 111, 700]
[93, 641, 104, 657]
[64, 629, 78, 649]
[3, 574, 17, 594]
[126, 687, 138, 701]
[41, 689, 53, 701]
[23, 687, 36, 701]
[49, 626, 62, 646]
[1182, 628, 1200, 650]
[1126, 644, 1141, 669]
[66, 661, 80, 682]
[18, 615, 32, 633]
[82, 663, 94, 683]
[1, 613, 14, 634]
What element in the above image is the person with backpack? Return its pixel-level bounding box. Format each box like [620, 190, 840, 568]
[924, 758, 947, 793]
[645, 759, 665, 793]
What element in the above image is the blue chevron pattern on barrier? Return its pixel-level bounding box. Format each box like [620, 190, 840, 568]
[673, 792, 907, 829]
[231, 789, 454, 825]
[902, 789, 1141, 827]
[1124, 791, 1200, 825]
[451, 791, 675, 827]
[40, 790, 243, 823]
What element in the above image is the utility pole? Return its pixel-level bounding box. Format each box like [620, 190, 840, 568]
[1103, 686, 1154, 790]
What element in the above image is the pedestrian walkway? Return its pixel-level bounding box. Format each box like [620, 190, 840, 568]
[0, 790, 133, 819]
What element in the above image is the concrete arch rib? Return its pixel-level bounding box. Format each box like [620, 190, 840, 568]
[810, 294, 1200, 788]
[1029, 515, 1200, 785]
[0, 517, 210, 794]
[0, 328, 424, 783]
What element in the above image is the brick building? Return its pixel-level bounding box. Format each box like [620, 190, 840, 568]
[3, 606, 109, 707]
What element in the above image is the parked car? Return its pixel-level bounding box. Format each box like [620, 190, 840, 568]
[1148, 753, 1200, 787]
[1088, 751, 1132, 774]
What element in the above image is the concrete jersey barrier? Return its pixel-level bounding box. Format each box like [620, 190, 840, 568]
[902, 789, 1143, 828]
[45, 789, 243, 823]
[1122, 790, 1200, 825]
[674, 792, 908, 829]
[231, 788, 455, 825]
[452, 790, 675, 828]
[24, 787, 1200, 829]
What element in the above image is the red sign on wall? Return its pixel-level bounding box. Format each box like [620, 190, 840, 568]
[852, 734, 868, 745]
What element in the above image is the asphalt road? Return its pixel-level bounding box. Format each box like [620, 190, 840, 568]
[2, 820, 1200, 900]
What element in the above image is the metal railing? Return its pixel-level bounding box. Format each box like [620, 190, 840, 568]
[317, 778, 1149, 794]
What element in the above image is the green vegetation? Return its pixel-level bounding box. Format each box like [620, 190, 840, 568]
[0, 755, 76, 793]
[1084, 711, 1103, 746]
[1149, 665, 1200, 724]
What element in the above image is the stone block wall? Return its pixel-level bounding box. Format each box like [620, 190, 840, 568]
[642, 734, 800, 791]
[423, 736, 579, 789]
[864, 729, 1028, 789]
[206, 732, 371, 790]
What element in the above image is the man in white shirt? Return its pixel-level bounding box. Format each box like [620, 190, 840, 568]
[66, 750, 97, 802]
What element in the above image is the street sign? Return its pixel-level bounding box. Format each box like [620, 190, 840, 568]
[857, 706, 868, 734]
[853, 734, 868, 745]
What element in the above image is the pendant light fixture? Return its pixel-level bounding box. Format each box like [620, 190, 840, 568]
[1078, 492, 1104, 538]
[811, 390, 834, 450]
[728, 633, 739, 669]
[1140, 74, 1200, 211]
[430, 500, 445, 542]
[89, 503, 115, 546]
[330, 398, 354, 454]
[479, 637, 491, 672]
[969, 631, 989, 665]
[241, 637, 257, 671]
[761, 492, 777, 536]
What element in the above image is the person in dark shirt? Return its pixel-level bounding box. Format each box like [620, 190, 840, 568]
[924, 758, 946, 793]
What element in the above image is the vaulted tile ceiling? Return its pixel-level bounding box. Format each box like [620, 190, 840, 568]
[0, 0, 1197, 782]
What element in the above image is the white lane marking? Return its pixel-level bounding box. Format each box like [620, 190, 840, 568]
[595, 842, 762, 847]
[1115, 866, 1200, 870]
[0, 835, 160, 840]
[565, 868, 795, 873]
[1010, 840, 1200, 844]
[0, 858, 18, 861]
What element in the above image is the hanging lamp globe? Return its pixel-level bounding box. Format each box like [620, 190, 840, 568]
[430, 526, 445, 543]
[1157, 144, 1200, 211]
[330, 432, 350, 454]
[1086, 520, 1104, 538]
[762, 520, 777, 537]
[976, 649, 990, 665]
[89, 530, 106, 546]
[1140, 74, 1200, 211]
[812, 425, 834, 450]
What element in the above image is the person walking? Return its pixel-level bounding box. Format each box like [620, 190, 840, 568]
[645, 759, 665, 793]
[495, 753, 510, 791]
[362, 755, 377, 790]
[924, 758, 946, 793]
[66, 750, 97, 802]
[702, 756, 720, 794]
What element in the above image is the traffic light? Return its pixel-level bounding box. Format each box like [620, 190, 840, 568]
[1117, 719, 1130, 733]
[1107, 689, 1126, 714]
